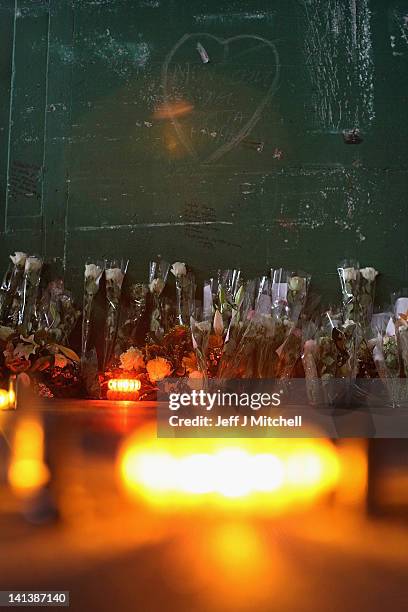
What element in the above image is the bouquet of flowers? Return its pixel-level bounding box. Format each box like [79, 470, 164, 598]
[103, 325, 194, 400]
[338, 261, 360, 321]
[0, 325, 80, 398]
[372, 331, 404, 406]
[115, 282, 149, 353]
[210, 269, 242, 333]
[190, 317, 211, 381]
[286, 271, 311, 323]
[302, 333, 322, 406]
[19, 255, 43, 334]
[338, 261, 378, 328]
[81, 261, 104, 358]
[271, 268, 287, 314]
[37, 280, 80, 344]
[148, 258, 170, 339]
[0, 252, 27, 324]
[359, 267, 379, 328]
[170, 262, 196, 326]
[103, 259, 128, 370]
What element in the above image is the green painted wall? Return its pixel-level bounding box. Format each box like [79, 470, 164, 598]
[0, 0, 407, 303]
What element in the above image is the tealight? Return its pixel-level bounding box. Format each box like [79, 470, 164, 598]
[107, 378, 141, 400]
[108, 379, 141, 392]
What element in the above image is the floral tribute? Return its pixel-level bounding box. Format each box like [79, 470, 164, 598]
[0, 253, 81, 398]
[0, 250, 408, 407]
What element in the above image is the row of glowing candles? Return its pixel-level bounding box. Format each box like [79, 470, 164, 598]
[2, 413, 347, 511]
[1, 377, 365, 511]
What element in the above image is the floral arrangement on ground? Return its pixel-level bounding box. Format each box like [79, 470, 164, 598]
[0, 252, 408, 406]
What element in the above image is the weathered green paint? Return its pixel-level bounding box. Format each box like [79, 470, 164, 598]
[0, 0, 407, 302]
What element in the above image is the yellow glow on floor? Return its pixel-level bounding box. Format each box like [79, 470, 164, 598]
[118, 427, 340, 513]
[8, 416, 50, 496]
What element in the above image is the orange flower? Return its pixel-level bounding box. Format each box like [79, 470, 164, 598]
[146, 357, 172, 382]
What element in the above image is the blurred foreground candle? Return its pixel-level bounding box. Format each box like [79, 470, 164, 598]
[8, 415, 50, 496]
[0, 376, 17, 410]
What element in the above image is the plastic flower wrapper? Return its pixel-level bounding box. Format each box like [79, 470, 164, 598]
[271, 268, 289, 316]
[210, 269, 242, 331]
[190, 317, 211, 381]
[358, 267, 379, 328]
[19, 255, 43, 334]
[81, 260, 104, 358]
[116, 282, 149, 353]
[0, 262, 13, 323]
[2, 252, 27, 327]
[276, 325, 303, 379]
[372, 331, 405, 407]
[286, 271, 311, 323]
[148, 257, 170, 339]
[337, 260, 360, 322]
[103, 259, 128, 370]
[220, 310, 291, 379]
[302, 329, 322, 406]
[252, 276, 271, 315]
[216, 280, 255, 378]
[38, 280, 80, 344]
[340, 319, 361, 381]
[396, 328, 408, 402]
[170, 262, 196, 326]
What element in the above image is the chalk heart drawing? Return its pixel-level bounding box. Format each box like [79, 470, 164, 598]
[162, 33, 280, 163]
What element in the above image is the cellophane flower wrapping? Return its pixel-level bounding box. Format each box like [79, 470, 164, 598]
[271, 270, 311, 380]
[37, 280, 80, 344]
[338, 261, 360, 322]
[190, 317, 211, 381]
[302, 342, 321, 405]
[358, 267, 379, 328]
[211, 269, 242, 333]
[1, 252, 27, 327]
[19, 255, 43, 334]
[171, 262, 196, 327]
[148, 258, 170, 339]
[218, 281, 292, 380]
[286, 271, 311, 323]
[115, 282, 148, 354]
[81, 261, 104, 359]
[372, 330, 406, 406]
[103, 260, 128, 370]
[0, 262, 13, 323]
[337, 262, 378, 330]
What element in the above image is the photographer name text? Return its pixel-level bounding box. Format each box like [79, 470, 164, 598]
[168, 414, 302, 428]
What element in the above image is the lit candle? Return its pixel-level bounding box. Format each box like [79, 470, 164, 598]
[107, 378, 141, 400]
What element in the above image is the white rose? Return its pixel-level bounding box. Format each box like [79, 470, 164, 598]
[85, 263, 103, 280]
[149, 278, 165, 294]
[25, 256, 42, 273]
[105, 267, 125, 286]
[10, 251, 27, 266]
[344, 319, 355, 326]
[342, 267, 358, 282]
[288, 276, 305, 292]
[119, 346, 145, 371]
[170, 262, 187, 277]
[360, 267, 378, 282]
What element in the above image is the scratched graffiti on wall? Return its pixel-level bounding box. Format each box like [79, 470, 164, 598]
[301, 0, 375, 132]
[389, 1, 408, 56]
[161, 33, 280, 163]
